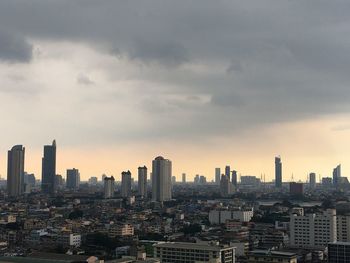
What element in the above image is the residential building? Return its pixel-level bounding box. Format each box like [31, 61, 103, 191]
[7, 145, 25, 197]
[122, 170, 132, 198]
[275, 156, 282, 188]
[152, 156, 172, 202]
[57, 233, 81, 247]
[337, 215, 350, 242]
[138, 166, 147, 197]
[66, 168, 80, 190]
[182, 173, 186, 183]
[153, 242, 235, 263]
[289, 182, 303, 196]
[309, 172, 316, 189]
[333, 164, 341, 187]
[247, 250, 297, 263]
[328, 242, 350, 263]
[104, 176, 115, 199]
[209, 209, 254, 224]
[290, 209, 337, 249]
[215, 168, 221, 185]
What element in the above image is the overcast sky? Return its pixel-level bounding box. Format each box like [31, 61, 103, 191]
[1, 0, 350, 181]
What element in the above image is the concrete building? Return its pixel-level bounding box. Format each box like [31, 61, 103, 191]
[289, 182, 303, 196]
[41, 140, 56, 194]
[138, 166, 147, 198]
[275, 156, 282, 188]
[57, 233, 81, 247]
[7, 145, 25, 197]
[215, 168, 221, 185]
[220, 174, 232, 197]
[232, 170, 238, 187]
[209, 209, 254, 224]
[109, 224, 134, 238]
[225, 165, 231, 181]
[333, 164, 341, 187]
[153, 242, 235, 263]
[322, 177, 333, 188]
[328, 242, 350, 263]
[88, 177, 98, 185]
[182, 173, 186, 183]
[152, 156, 172, 202]
[309, 172, 316, 189]
[122, 170, 132, 198]
[104, 176, 115, 199]
[66, 168, 80, 190]
[290, 209, 337, 249]
[337, 215, 350, 242]
[247, 250, 297, 263]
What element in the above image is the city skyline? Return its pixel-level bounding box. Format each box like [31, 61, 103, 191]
[0, 1, 350, 183]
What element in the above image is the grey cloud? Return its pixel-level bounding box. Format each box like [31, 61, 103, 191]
[0, 29, 32, 62]
[77, 74, 95, 86]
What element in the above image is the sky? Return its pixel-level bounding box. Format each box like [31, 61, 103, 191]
[1, 0, 350, 182]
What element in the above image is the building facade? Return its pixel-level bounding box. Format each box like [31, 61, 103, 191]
[7, 145, 25, 197]
[138, 166, 147, 198]
[152, 156, 172, 202]
[41, 140, 56, 194]
[104, 176, 115, 199]
[121, 170, 132, 198]
[66, 168, 80, 190]
[275, 156, 282, 188]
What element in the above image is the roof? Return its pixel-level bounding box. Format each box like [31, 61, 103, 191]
[249, 250, 297, 258]
[154, 242, 234, 251]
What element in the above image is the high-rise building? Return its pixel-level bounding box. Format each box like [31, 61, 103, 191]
[152, 156, 172, 202]
[121, 170, 132, 198]
[55, 174, 64, 189]
[104, 176, 115, 199]
[290, 209, 337, 249]
[275, 156, 282, 188]
[333, 164, 341, 187]
[66, 168, 80, 190]
[88, 177, 98, 185]
[220, 174, 233, 197]
[309, 172, 316, 189]
[182, 173, 186, 183]
[7, 145, 25, 197]
[337, 215, 350, 242]
[171, 176, 176, 184]
[138, 166, 147, 197]
[225, 165, 231, 181]
[41, 140, 56, 194]
[194, 174, 200, 184]
[232, 170, 238, 187]
[199, 175, 207, 185]
[215, 168, 221, 185]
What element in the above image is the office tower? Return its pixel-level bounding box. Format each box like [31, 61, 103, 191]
[194, 174, 200, 184]
[220, 174, 233, 197]
[121, 170, 132, 198]
[7, 145, 25, 197]
[182, 173, 186, 183]
[171, 176, 176, 184]
[152, 156, 172, 202]
[289, 182, 303, 196]
[328, 242, 350, 263]
[66, 168, 80, 190]
[275, 156, 282, 188]
[55, 174, 64, 189]
[138, 166, 147, 197]
[232, 170, 238, 187]
[333, 164, 341, 186]
[225, 165, 231, 181]
[290, 209, 337, 249]
[309, 172, 316, 189]
[24, 172, 36, 188]
[153, 242, 235, 263]
[104, 176, 115, 199]
[199, 175, 207, 184]
[215, 168, 221, 185]
[41, 140, 57, 194]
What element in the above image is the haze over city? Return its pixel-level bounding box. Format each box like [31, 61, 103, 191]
[1, 0, 350, 180]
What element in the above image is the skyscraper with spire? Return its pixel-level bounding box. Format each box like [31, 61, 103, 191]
[41, 140, 57, 194]
[7, 145, 25, 197]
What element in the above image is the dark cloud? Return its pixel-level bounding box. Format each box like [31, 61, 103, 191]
[0, 29, 32, 62]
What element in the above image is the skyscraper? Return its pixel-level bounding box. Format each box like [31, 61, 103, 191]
[66, 168, 80, 190]
[7, 145, 25, 197]
[275, 156, 282, 188]
[333, 164, 341, 186]
[220, 174, 232, 197]
[182, 173, 186, 183]
[225, 165, 231, 181]
[309, 172, 316, 189]
[121, 170, 132, 198]
[232, 170, 238, 187]
[41, 140, 56, 194]
[215, 168, 221, 185]
[138, 166, 147, 197]
[152, 156, 172, 202]
[104, 176, 115, 199]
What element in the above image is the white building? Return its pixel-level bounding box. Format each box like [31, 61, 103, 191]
[337, 215, 350, 242]
[57, 233, 81, 247]
[209, 209, 254, 224]
[152, 156, 172, 202]
[104, 176, 115, 199]
[290, 209, 337, 249]
[153, 242, 235, 263]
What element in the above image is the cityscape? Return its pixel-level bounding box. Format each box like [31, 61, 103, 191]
[2, 1, 350, 263]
